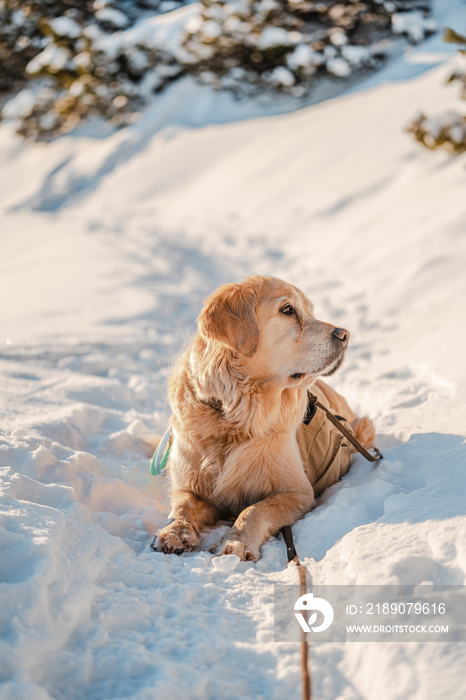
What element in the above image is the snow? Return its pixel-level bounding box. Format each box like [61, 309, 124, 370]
[257, 26, 294, 49]
[286, 44, 317, 71]
[95, 2, 198, 56]
[48, 17, 82, 39]
[392, 11, 438, 44]
[95, 8, 131, 29]
[95, 7, 129, 29]
[26, 44, 71, 75]
[2, 89, 37, 119]
[269, 66, 296, 87]
[202, 19, 222, 40]
[326, 57, 351, 78]
[159, 1, 181, 13]
[329, 29, 348, 48]
[341, 44, 372, 67]
[1, 0, 466, 698]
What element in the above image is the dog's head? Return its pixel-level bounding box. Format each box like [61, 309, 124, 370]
[197, 276, 349, 386]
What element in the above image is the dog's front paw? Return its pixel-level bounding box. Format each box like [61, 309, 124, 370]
[210, 533, 259, 562]
[152, 520, 199, 555]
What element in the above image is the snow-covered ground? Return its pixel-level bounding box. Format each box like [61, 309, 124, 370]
[1, 1, 466, 698]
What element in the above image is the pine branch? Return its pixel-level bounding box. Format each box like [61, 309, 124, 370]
[443, 28, 466, 46]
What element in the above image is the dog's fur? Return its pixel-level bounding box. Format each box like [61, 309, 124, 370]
[155, 276, 375, 561]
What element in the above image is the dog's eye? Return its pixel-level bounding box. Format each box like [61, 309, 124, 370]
[280, 303, 295, 316]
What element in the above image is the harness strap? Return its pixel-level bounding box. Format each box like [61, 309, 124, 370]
[307, 392, 382, 463]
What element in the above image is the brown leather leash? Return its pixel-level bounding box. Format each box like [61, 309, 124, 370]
[281, 525, 311, 700]
[281, 404, 382, 700]
[307, 392, 383, 463]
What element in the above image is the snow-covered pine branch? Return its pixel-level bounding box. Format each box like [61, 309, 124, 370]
[407, 27, 466, 154]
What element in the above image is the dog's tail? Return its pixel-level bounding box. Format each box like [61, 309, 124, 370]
[351, 416, 376, 450]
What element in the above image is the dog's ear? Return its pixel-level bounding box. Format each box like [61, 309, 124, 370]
[197, 279, 260, 357]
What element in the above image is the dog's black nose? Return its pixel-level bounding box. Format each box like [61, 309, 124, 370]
[332, 327, 350, 343]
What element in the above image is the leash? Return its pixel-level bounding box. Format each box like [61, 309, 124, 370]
[307, 392, 383, 463]
[281, 401, 382, 700]
[281, 524, 311, 700]
[150, 426, 171, 475]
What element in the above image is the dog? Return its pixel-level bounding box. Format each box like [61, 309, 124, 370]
[154, 275, 375, 561]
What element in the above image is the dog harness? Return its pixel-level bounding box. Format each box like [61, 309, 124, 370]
[150, 388, 381, 486]
[297, 393, 355, 496]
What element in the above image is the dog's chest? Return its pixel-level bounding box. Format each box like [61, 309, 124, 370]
[211, 437, 291, 513]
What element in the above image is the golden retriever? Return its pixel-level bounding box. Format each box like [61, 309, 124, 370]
[154, 275, 375, 561]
